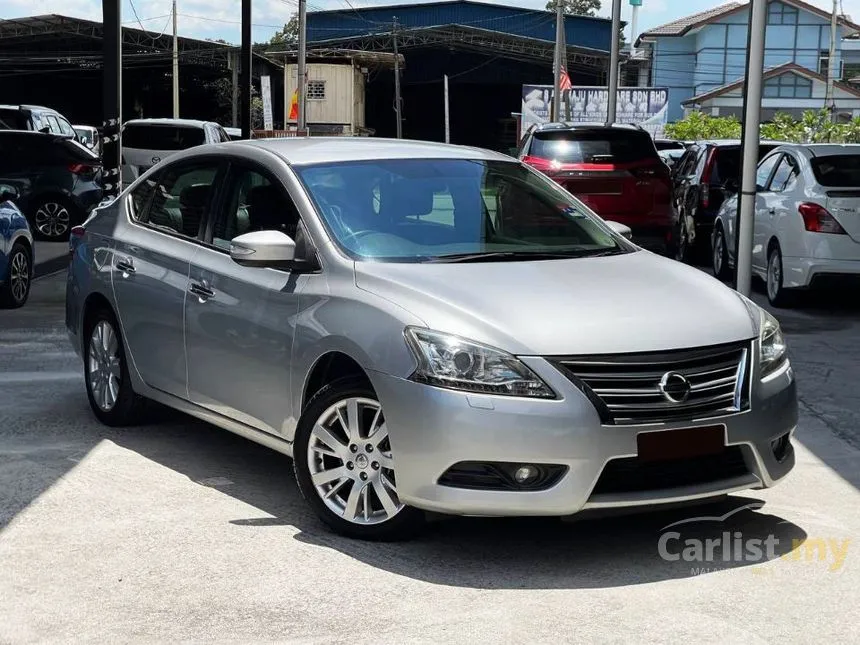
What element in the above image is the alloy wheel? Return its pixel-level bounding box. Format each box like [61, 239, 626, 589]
[306, 397, 403, 525]
[88, 320, 122, 412]
[34, 202, 70, 239]
[713, 232, 724, 276]
[9, 249, 29, 304]
[767, 251, 782, 303]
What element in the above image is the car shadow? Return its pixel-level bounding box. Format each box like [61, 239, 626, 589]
[107, 405, 808, 590]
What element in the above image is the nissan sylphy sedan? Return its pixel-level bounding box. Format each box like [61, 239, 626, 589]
[66, 138, 797, 540]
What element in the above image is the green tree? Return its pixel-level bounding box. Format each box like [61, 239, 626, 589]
[664, 112, 741, 141]
[271, 13, 299, 45]
[546, 0, 602, 16]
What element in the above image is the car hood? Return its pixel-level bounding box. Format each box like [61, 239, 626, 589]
[354, 250, 758, 356]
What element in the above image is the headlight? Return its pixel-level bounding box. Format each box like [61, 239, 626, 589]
[759, 308, 788, 378]
[404, 327, 555, 398]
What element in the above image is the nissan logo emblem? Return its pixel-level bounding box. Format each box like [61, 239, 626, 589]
[659, 372, 692, 404]
[151, 156, 161, 165]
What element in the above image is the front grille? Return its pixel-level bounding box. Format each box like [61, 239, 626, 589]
[591, 446, 749, 495]
[553, 341, 751, 425]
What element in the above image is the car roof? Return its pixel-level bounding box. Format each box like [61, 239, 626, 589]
[695, 139, 786, 147]
[0, 104, 57, 112]
[124, 118, 212, 128]
[801, 143, 860, 157]
[533, 122, 643, 133]
[228, 137, 514, 166]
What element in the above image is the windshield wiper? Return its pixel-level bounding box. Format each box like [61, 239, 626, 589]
[426, 249, 626, 263]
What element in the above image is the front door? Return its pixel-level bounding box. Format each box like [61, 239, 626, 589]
[111, 160, 223, 397]
[751, 154, 782, 272]
[185, 162, 311, 435]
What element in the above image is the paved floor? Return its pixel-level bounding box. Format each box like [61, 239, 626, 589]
[1, 274, 859, 643]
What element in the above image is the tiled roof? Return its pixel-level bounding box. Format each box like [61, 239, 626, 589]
[639, 2, 743, 39]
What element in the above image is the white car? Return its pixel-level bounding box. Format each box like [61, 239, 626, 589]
[712, 144, 860, 306]
[121, 119, 230, 187]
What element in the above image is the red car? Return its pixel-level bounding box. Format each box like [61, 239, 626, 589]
[519, 123, 674, 254]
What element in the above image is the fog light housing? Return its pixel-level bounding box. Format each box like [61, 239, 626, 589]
[514, 465, 537, 484]
[771, 432, 792, 463]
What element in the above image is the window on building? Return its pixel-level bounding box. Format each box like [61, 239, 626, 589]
[767, 2, 798, 24]
[307, 80, 326, 100]
[763, 74, 813, 99]
[820, 51, 845, 80]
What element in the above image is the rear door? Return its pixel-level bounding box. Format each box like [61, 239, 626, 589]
[812, 154, 860, 244]
[111, 158, 226, 398]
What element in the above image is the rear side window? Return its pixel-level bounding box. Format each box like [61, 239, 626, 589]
[0, 109, 29, 130]
[123, 125, 206, 151]
[530, 129, 658, 164]
[811, 156, 860, 187]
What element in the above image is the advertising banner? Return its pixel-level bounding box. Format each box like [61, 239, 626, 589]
[261, 75, 274, 131]
[521, 86, 669, 139]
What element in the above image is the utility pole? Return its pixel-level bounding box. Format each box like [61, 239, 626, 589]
[735, 0, 768, 298]
[102, 0, 122, 199]
[444, 74, 450, 143]
[552, 0, 563, 122]
[240, 0, 252, 139]
[297, 0, 308, 134]
[231, 51, 238, 127]
[826, 0, 839, 122]
[629, 0, 641, 57]
[172, 0, 179, 118]
[606, 0, 622, 125]
[393, 17, 403, 138]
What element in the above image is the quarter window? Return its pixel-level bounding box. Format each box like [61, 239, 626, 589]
[769, 155, 799, 192]
[136, 163, 220, 238]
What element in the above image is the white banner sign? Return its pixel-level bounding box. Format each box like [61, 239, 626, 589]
[521, 86, 669, 138]
[261, 75, 274, 131]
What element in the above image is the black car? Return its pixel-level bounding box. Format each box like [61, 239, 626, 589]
[654, 139, 687, 152]
[0, 131, 103, 241]
[671, 140, 783, 263]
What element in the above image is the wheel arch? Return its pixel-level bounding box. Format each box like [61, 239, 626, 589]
[81, 291, 116, 354]
[302, 351, 373, 414]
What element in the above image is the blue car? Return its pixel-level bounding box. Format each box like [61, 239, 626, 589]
[0, 184, 34, 308]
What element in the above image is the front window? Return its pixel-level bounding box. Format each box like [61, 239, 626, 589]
[296, 159, 630, 263]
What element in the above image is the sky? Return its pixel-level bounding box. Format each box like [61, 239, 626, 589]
[0, 0, 858, 45]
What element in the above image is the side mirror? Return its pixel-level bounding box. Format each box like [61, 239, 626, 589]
[38, 126, 51, 134]
[0, 184, 19, 203]
[606, 220, 633, 240]
[229, 230, 296, 269]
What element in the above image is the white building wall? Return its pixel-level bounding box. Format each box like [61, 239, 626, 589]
[285, 63, 360, 129]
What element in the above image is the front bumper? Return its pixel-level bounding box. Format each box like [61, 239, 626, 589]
[370, 356, 797, 517]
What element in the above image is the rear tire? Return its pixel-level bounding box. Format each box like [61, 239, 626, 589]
[766, 244, 794, 308]
[293, 376, 424, 541]
[83, 308, 146, 426]
[0, 242, 31, 309]
[712, 225, 732, 281]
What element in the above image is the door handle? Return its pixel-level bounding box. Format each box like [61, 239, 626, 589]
[116, 257, 135, 275]
[189, 282, 215, 302]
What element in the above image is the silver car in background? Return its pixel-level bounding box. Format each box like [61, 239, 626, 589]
[66, 138, 797, 540]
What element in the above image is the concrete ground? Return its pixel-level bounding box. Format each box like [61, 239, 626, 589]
[1, 273, 859, 643]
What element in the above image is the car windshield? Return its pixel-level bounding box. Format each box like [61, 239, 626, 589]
[123, 124, 205, 150]
[296, 159, 630, 263]
[530, 129, 658, 164]
[810, 155, 860, 186]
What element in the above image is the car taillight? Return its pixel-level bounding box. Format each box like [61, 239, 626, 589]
[798, 202, 846, 234]
[69, 225, 86, 257]
[700, 149, 716, 209]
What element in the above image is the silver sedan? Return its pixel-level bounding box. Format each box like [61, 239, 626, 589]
[66, 138, 798, 540]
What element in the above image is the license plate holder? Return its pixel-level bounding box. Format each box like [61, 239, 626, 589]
[637, 425, 726, 463]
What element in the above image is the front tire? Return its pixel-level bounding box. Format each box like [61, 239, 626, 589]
[84, 308, 146, 426]
[1, 242, 31, 309]
[293, 377, 424, 540]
